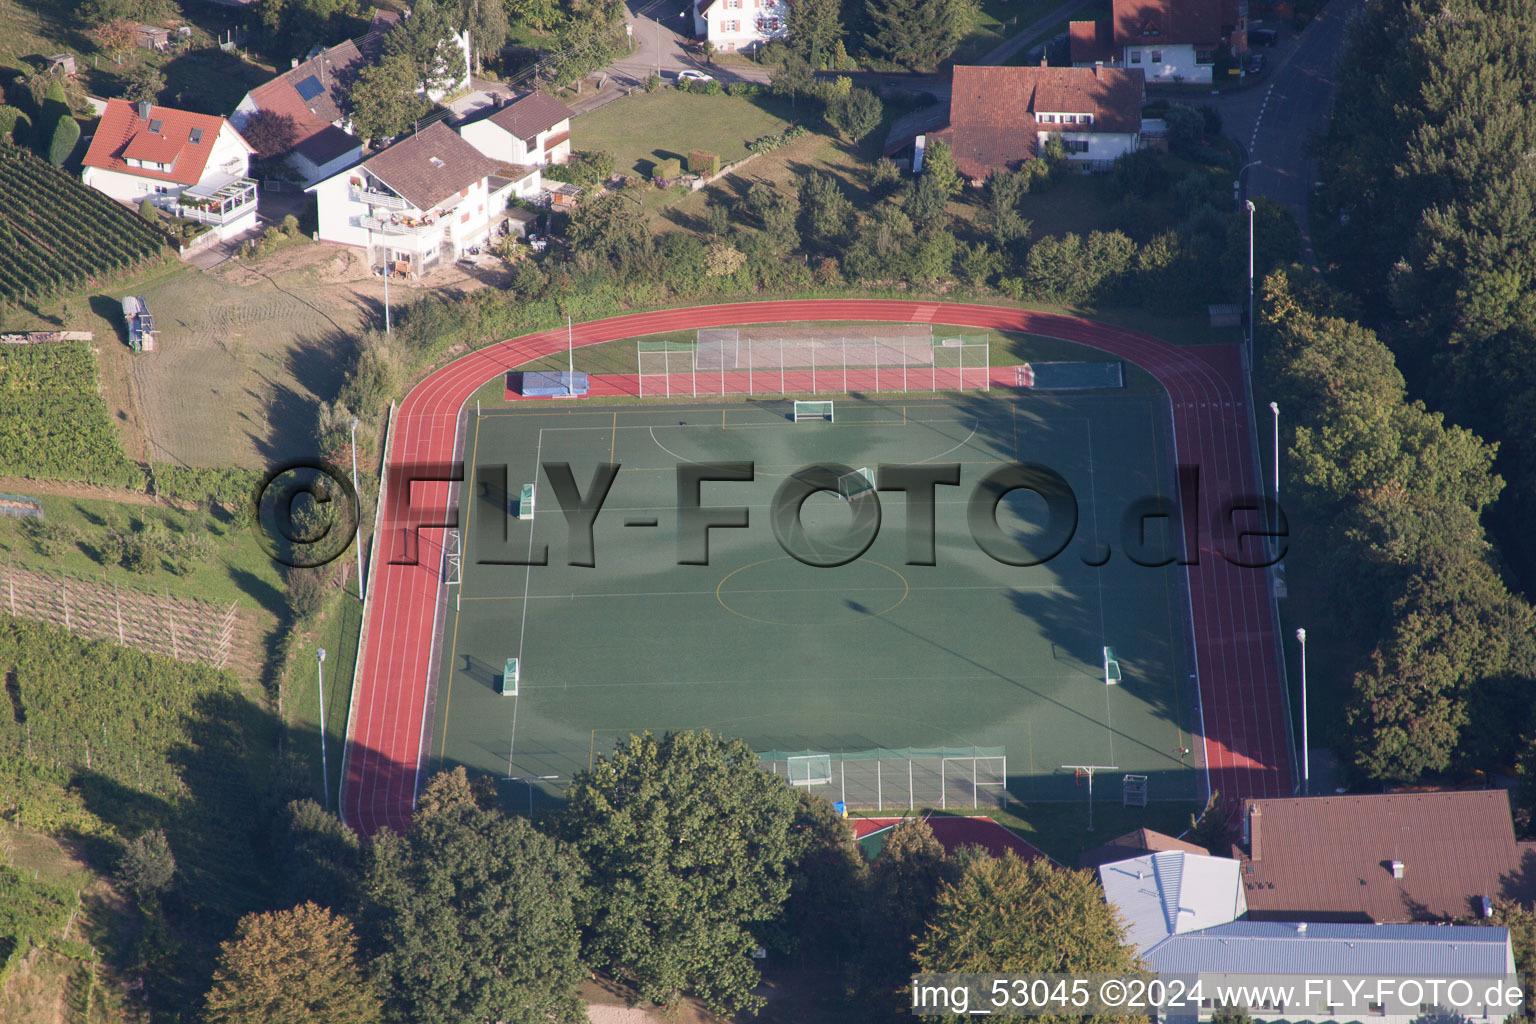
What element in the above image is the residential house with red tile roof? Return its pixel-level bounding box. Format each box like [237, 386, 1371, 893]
[307, 121, 514, 278]
[1237, 790, 1536, 923]
[691, 0, 788, 55]
[230, 34, 379, 185]
[81, 99, 258, 240]
[1070, 0, 1247, 84]
[929, 65, 1146, 183]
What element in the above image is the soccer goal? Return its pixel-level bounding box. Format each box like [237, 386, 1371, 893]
[786, 753, 833, 786]
[793, 400, 834, 422]
[837, 467, 875, 501]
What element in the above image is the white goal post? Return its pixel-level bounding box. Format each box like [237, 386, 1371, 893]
[793, 400, 834, 422]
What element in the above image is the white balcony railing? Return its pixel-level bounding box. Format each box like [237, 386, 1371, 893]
[359, 212, 443, 239]
[162, 179, 258, 225]
[350, 186, 409, 210]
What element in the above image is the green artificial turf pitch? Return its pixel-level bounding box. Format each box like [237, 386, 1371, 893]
[426, 392, 1203, 814]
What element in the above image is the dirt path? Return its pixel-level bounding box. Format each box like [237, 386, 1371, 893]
[0, 476, 187, 509]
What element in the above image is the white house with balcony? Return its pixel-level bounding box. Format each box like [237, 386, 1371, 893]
[81, 99, 258, 240]
[307, 122, 501, 278]
[692, 0, 788, 54]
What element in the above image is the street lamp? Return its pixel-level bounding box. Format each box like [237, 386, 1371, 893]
[317, 647, 330, 812]
[1246, 198, 1256, 366]
[350, 417, 364, 602]
[1235, 159, 1262, 205]
[1295, 628, 1309, 795]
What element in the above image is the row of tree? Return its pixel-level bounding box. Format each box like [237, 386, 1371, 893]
[1259, 273, 1536, 788]
[193, 733, 1137, 1023]
[785, 0, 982, 72]
[1309, 0, 1536, 795]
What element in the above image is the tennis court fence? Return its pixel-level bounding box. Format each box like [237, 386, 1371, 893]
[758, 746, 1007, 811]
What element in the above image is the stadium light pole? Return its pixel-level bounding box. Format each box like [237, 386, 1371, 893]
[1246, 199, 1257, 367]
[567, 315, 574, 395]
[317, 647, 330, 812]
[1269, 401, 1280, 502]
[350, 417, 364, 602]
[1295, 628, 1309, 795]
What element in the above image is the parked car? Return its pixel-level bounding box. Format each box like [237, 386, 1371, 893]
[1245, 52, 1266, 74]
[1247, 28, 1279, 46]
[676, 70, 715, 83]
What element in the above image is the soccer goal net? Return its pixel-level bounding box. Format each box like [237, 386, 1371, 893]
[837, 467, 874, 501]
[793, 400, 834, 422]
[787, 754, 834, 786]
[760, 747, 1007, 810]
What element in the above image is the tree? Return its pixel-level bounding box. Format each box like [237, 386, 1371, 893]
[204, 902, 381, 1024]
[565, 191, 655, 274]
[241, 109, 299, 159]
[902, 172, 952, 231]
[385, 0, 468, 96]
[983, 167, 1033, 249]
[771, 52, 815, 104]
[1188, 791, 1229, 854]
[825, 87, 883, 142]
[864, 816, 948, 959]
[446, 0, 509, 72]
[863, 0, 979, 71]
[47, 113, 79, 166]
[347, 55, 429, 141]
[787, 0, 844, 68]
[704, 241, 746, 277]
[273, 799, 360, 909]
[508, 0, 561, 32]
[93, 18, 137, 62]
[1348, 557, 1534, 782]
[259, 0, 363, 62]
[120, 62, 165, 105]
[560, 731, 807, 1016]
[798, 172, 855, 248]
[916, 855, 1142, 1024]
[922, 137, 961, 196]
[361, 768, 586, 1024]
[1211, 1003, 1253, 1024]
[115, 829, 175, 902]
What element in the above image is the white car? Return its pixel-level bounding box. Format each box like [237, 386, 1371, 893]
[676, 70, 715, 83]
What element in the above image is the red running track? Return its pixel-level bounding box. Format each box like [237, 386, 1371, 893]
[340, 300, 1293, 836]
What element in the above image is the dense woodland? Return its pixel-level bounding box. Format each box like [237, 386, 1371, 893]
[1292, 0, 1536, 802]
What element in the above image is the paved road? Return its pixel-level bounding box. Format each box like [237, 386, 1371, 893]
[1206, 0, 1361, 263]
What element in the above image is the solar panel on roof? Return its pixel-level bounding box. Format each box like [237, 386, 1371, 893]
[295, 75, 324, 101]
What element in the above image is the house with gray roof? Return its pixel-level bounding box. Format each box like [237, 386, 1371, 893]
[458, 91, 574, 169]
[1098, 851, 1518, 1024]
